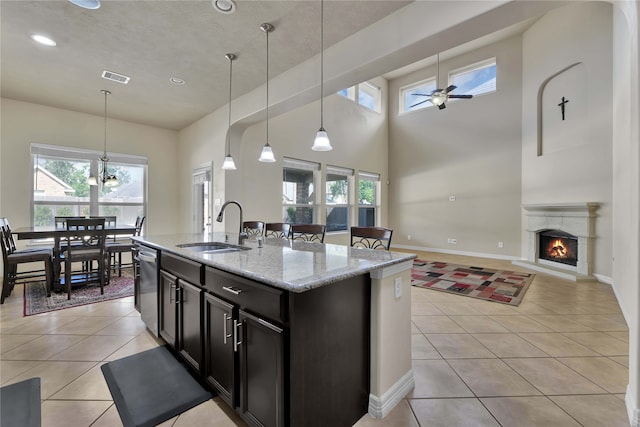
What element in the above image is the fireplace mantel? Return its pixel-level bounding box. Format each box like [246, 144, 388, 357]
[513, 203, 599, 281]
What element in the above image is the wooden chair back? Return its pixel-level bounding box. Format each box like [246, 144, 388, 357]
[289, 224, 326, 243]
[350, 226, 393, 250]
[243, 221, 265, 238]
[265, 223, 291, 239]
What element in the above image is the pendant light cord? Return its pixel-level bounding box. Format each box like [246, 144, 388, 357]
[227, 54, 233, 155]
[266, 27, 270, 145]
[320, 0, 324, 128]
[103, 90, 108, 157]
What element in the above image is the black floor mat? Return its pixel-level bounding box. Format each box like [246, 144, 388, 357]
[0, 377, 41, 427]
[101, 345, 211, 427]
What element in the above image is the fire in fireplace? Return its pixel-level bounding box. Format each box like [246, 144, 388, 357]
[538, 230, 578, 267]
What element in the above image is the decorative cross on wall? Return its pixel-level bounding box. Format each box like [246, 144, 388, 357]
[558, 96, 569, 120]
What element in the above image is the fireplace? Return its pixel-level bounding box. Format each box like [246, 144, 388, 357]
[513, 203, 599, 281]
[538, 230, 578, 267]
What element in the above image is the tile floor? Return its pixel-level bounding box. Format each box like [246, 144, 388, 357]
[0, 250, 631, 426]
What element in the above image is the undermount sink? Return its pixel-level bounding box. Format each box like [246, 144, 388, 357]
[176, 242, 250, 254]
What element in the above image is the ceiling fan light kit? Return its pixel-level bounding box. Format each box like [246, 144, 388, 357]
[410, 53, 473, 110]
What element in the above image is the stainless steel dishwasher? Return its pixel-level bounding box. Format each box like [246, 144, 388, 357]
[137, 244, 159, 337]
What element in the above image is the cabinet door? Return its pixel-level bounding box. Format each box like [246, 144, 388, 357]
[159, 270, 177, 347]
[239, 310, 284, 427]
[204, 293, 236, 407]
[178, 280, 203, 373]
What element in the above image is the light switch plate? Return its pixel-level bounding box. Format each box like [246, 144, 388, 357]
[394, 277, 402, 298]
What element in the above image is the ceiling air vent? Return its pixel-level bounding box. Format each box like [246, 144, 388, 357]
[101, 70, 130, 85]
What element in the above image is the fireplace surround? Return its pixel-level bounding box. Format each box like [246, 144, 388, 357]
[513, 203, 599, 281]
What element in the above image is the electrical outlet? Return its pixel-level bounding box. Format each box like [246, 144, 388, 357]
[394, 277, 402, 298]
[448, 238, 457, 244]
[498, 241, 504, 248]
[407, 235, 412, 241]
[449, 195, 456, 202]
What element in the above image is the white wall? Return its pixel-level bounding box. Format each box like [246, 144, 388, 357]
[521, 2, 613, 278]
[0, 98, 180, 236]
[388, 35, 524, 258]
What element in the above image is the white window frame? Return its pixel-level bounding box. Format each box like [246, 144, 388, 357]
[325, 165, 354, 233]
[282, 158, 320, 224]
[399, 77, 437, 114]
[337, 81, 381, 113]
[357, 171, 380, 227]
[448, 57, 497, 99]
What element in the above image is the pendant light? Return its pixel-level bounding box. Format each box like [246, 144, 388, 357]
[222, 53, 237, 170]
[311, 0, 332, 151]
[88, 90, 119, 187]
[258, 23, 276, 163]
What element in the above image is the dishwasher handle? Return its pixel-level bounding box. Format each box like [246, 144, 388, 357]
[138, 252, 157, 263]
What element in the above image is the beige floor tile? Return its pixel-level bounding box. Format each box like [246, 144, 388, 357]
[1, 315, 78, 335]
[504, 358, 605, 395]
[526, 315, 595, 332]
[48, 335, 134, 362]
[570, 314, 629, 331]
[49, 363, 113, 400]
[94, 315, 148, 335]
[426, 333, 496, 359]
[409, 398, 500, 427]
[104, 332, 163, 361]
[561, 331, 628, 356]
[173, 398, 247, 426]
[518, 332, 599, 357]
[481, 396, 581, 426]
[412, 334, 442, 359]
[466, 301, 519, 316]
[550, 395, 629, 427]
[1, 334, 87, 360]
[47, 316, 120, 335]
[488, 315, 552, 333]
[430, 302, 484, 315]
[412, 315, 465, 334]
[472, 334, 549, 358]
[557, 357, 628, 393]
[606, 331, 630, 343]
[411, 302, 445, 315]
[355, 400, 419, 427]
[609, 356, 629, 367]
[41, 399, 112, 427]
[408, 359, 473, 398]
[0, 360, 43, 384]
[90, 403, 123, 427]
[6, 360, 96, 399]
[0, 334, 41, 354]
[449, 358, 541, 397]
[513, 301, 557, 315]
[449, 315, 510, 333]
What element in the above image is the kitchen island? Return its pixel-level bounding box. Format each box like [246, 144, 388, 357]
[133, 232, 415, 427]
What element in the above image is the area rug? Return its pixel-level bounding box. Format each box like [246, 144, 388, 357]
[101, 345, 211, 427]
[411, 260, 534, 306]
[24, 276, 134, 316]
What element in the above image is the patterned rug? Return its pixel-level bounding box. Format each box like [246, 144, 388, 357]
[411, 260, 534, 306]
[24, 276, 134, 316]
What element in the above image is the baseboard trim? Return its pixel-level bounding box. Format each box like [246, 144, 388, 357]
[626, 385, 639, 426]
[368, 370, 414, 419]
[392, 244, 520, 261]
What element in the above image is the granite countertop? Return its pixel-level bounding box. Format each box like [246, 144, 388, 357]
[133, 232, 415, 293]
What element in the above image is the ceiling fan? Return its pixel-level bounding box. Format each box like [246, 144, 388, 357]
[410, 53, 473, 110]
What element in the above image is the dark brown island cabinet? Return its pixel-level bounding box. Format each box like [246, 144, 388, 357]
[157, 251, 371, 427]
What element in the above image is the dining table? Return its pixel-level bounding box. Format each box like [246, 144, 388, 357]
[12, 225, 138, 290]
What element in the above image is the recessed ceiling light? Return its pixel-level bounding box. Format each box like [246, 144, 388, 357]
[212, 0, 236, 14]
[31, 34, 57, 47]
[68, 0, 101, 10]
[170, 77, 186, 85]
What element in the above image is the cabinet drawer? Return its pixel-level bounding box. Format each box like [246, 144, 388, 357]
[161, 252, 203, 285]
[205, 267, 285, 324]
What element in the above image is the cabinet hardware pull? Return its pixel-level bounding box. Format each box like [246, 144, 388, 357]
[234, 320, 243, 352]
[222, 286, 243, 295]
[223, 313, 232, 344]
[175, 287, 181, 304]
[169, 283, 176, 303]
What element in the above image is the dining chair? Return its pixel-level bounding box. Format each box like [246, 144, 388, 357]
[0, 218, 54, 303]
[242, 221, 265, 238]
[350, 226, 393, 250]
[289, 224, 326, 243]
[106, 216, 145, 281]
[63, 217, 107, 300]
[264, 223, 291, 239]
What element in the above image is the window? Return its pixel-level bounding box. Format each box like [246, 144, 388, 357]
[325, 166, 353, 232]
[357, 172, 380, 227]
[400, 78, 437, 114]
[32, 143, 147, 229]
[282, 158, 319, 224]
[337, 81, 381, 113]
[449, 58, 496, 97]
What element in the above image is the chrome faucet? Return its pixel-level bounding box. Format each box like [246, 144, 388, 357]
[216, 200, 247, 239]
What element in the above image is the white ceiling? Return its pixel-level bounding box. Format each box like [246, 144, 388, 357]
[0, 0, 411, 130]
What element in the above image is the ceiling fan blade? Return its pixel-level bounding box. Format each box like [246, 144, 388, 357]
[444, 85, 457, 94]
[412, 93, 432, 97]
[448, 94, 473, 99]
[409, 99, 431, 108]
[438, 103, 447, 110]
